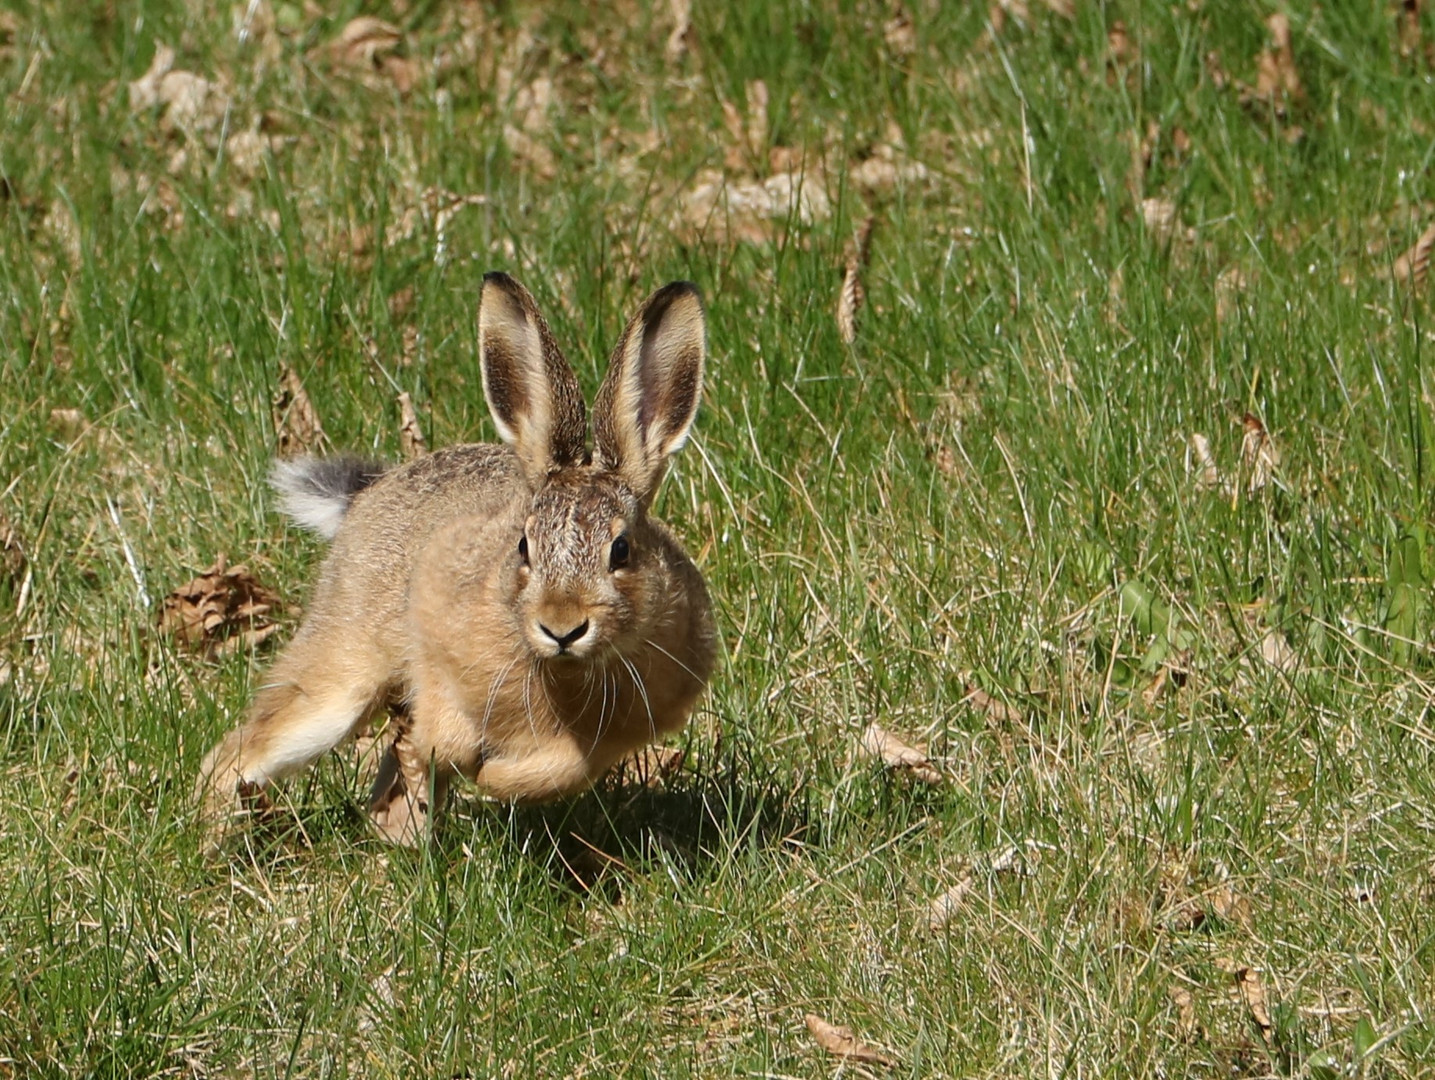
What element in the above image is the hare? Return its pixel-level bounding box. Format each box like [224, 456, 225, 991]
[197, 273, 718, 845]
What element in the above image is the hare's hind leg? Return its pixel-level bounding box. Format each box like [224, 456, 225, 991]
[367, 681, 482, 846]
[197, 630, 390, 832]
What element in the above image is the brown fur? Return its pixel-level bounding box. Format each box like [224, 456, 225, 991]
[197, 275, 717, 846]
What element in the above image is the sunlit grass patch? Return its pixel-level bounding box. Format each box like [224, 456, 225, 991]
[2, 0, 1434, 1076]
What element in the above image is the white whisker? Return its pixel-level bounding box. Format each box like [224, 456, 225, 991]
[643, 637, 703, 684]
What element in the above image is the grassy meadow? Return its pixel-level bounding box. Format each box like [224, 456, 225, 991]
[2, 0, 1435, 1075]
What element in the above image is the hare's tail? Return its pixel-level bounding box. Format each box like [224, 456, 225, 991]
[270, 456, 386, 539]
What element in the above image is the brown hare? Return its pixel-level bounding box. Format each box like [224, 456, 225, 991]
[197, 273, 717, 845]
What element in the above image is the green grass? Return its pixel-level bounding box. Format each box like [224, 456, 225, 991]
[3, 0, 1435, 1075]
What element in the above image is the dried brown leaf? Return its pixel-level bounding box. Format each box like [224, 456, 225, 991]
[664, 0, 694, 64]
[1141, 197, 1181, 243]
[1216, 959, 1273, 1042]
[388, 286, 416, 320]
[1393, 222, 1435, 288]
[676, 169, 831, 246]
[926, 872, 974, 931]
[1169, 985, 1201, 1041]
[803, 1014, 895, 1067]
[1141, 664, 1170, 707]
[158, 555, 282, 656]
[1215, 265, 1250, 327]
[744, 80, 770, 153]
[988, 841, 1042, 875]
[1259, 628, 1297, 673]
[1239, 413, 1278, 492]
[963, 682, 1024, 726]
[224, 127, 275, 179]
[932, 443, 959, 477]
[836, 215, 876, 345]
[1399, 0, 1424, 59]
[884, 3, 917, 59]
[129, 44, 229, 137]
[1259, 13, 1302, 100]
[859, 722, 943, 784]
[836, 265, 864, 345]
[849, 131, 929, 194]
[324, 17, 418, 91]
[48, 407, 89, 440]
[719, 81, 771, 171]
[1210, 882, 1255, 928]
[1108, 20, 1133, 64]
[0, 507, 24, 583]
[1204, 49, 1230, 90]
[397, 392, 427, 459]
[42, 201, 82, 268]
[332, 16, 401, 68]
[1188, 432, 1222, 490]
[128, 43, 178, 111]
[273, 365, 325, 457]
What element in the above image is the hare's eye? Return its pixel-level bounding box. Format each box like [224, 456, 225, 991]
[609, 534, 630, 572]
[518, 534, 529, 566]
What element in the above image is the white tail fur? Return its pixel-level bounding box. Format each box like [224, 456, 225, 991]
[270, 457, 385, 540]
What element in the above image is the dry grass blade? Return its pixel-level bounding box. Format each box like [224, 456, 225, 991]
[858, 722, 942, 784]
[273, 364, 325, 456]
[836, 215, 876, 345]
[803, 1013, 895, 1067]
[926, 872, 974, 931]
[1392, 222, 1435, 288]
[397, 392, 427, 458]
[158, 554, 282, 657]
[615, 745, 685, 788]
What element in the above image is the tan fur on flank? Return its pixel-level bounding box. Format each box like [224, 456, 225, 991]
[197, 274, 717, 846]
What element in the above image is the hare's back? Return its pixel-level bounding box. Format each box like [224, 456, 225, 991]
[310, 443, 523, 623]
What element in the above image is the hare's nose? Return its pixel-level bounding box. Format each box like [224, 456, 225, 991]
[540, 620, 589, 651]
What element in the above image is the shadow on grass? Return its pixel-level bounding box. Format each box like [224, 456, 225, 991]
[455, 752, 812, 897]
[207, 742, 810, 896]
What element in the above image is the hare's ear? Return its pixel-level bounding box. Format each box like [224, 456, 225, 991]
[593, 282, 706, 503]
[478, 272, 589, 486]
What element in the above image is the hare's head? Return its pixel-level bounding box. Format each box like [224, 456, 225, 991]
[478, 273, 706, 663]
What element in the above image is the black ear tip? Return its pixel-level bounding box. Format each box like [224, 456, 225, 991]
[481, 272, 535, 323]
[663, 280, 702, 302]
[646, 280, 705, 320]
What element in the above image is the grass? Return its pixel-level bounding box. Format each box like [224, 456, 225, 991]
[2, 0, 1435, 1075]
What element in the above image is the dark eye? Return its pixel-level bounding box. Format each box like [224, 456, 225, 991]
[609, 535, 630, 571]
[518, 534, 529, 565]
